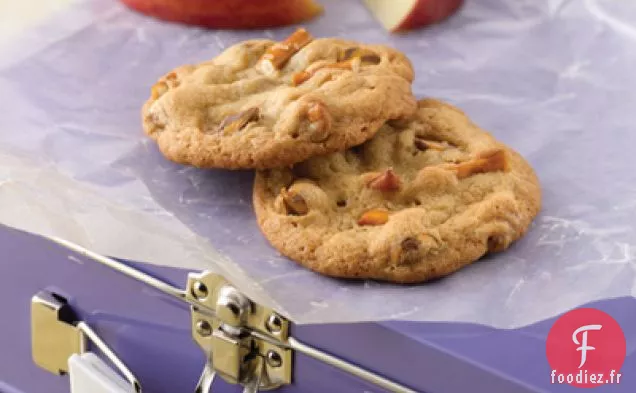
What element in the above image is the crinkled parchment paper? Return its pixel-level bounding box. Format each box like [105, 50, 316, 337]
[1, 0, 635, 327]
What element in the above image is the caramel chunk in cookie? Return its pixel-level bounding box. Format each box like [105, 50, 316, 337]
[216, 107, 261, 134]
[339, 47, 382, 64]
[281, 188, 309, 216]
[151, 81, 168, 100]
[452, 149, 509, 179]
[414, 138, 447, 152]
[390, 237, 421, 266]
[389, 234, 440, 266]
[358, 209, 390, 226]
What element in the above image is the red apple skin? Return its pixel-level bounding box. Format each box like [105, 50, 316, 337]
[119, 0, 323, 29]
[393, 0, 464, 32]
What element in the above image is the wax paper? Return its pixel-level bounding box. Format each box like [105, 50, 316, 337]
[1, 0, 635, 328]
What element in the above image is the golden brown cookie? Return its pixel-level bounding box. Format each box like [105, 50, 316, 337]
[142, 28, 417, 169]
[253, 99, 541, 283]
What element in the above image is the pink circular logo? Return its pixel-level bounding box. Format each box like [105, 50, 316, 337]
[546, 308, 626, 388]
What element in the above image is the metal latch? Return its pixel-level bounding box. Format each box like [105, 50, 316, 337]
[38, 235, 418, 393]
[186, 272, 291, 392]
[31, 291, 141, 392]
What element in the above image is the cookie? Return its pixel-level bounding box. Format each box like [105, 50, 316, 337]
[253, 99, 541, 283]
[142, 28, 417, 169]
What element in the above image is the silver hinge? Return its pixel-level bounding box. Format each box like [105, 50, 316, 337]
[41, 235, 418, 393]
[186, 271, 292, 392]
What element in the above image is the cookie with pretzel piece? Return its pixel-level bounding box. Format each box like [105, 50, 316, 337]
[142, 28, 417, 169]
[253, 99, 541, 283]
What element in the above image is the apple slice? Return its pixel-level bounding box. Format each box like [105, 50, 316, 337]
[363, 0, 464, 33]
[120, 0, 324, 29]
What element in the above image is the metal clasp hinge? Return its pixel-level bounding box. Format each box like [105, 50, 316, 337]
[31, 291, 141, 392]
[42, 235, 418, 393]
[186, 272, 292, 393]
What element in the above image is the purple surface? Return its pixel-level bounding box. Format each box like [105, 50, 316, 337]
[1, 224, 634, 393]
[2, 0, 636, 329]
[0, 223, 395, 393]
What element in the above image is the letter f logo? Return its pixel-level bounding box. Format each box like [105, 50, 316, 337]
[572, 324, 602, 368]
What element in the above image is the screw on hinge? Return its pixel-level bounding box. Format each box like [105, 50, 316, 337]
[191, 281, 209, 300]
[196, 320, 212, 337]
[265, 314, 282, 334]
[266, 350, 282, 368]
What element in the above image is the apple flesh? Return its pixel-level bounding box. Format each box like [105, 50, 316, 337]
[120, 0, 323, 29]
[363, 0, 464, 33]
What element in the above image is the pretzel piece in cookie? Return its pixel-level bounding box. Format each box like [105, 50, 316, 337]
[258, 28, 313, 74]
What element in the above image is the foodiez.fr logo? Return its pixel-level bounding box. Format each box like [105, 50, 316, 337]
[546, 308, 626, 388]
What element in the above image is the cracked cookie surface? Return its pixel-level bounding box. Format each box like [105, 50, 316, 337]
[142, 28, 417, 169]
[253, 99, 541, 283]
